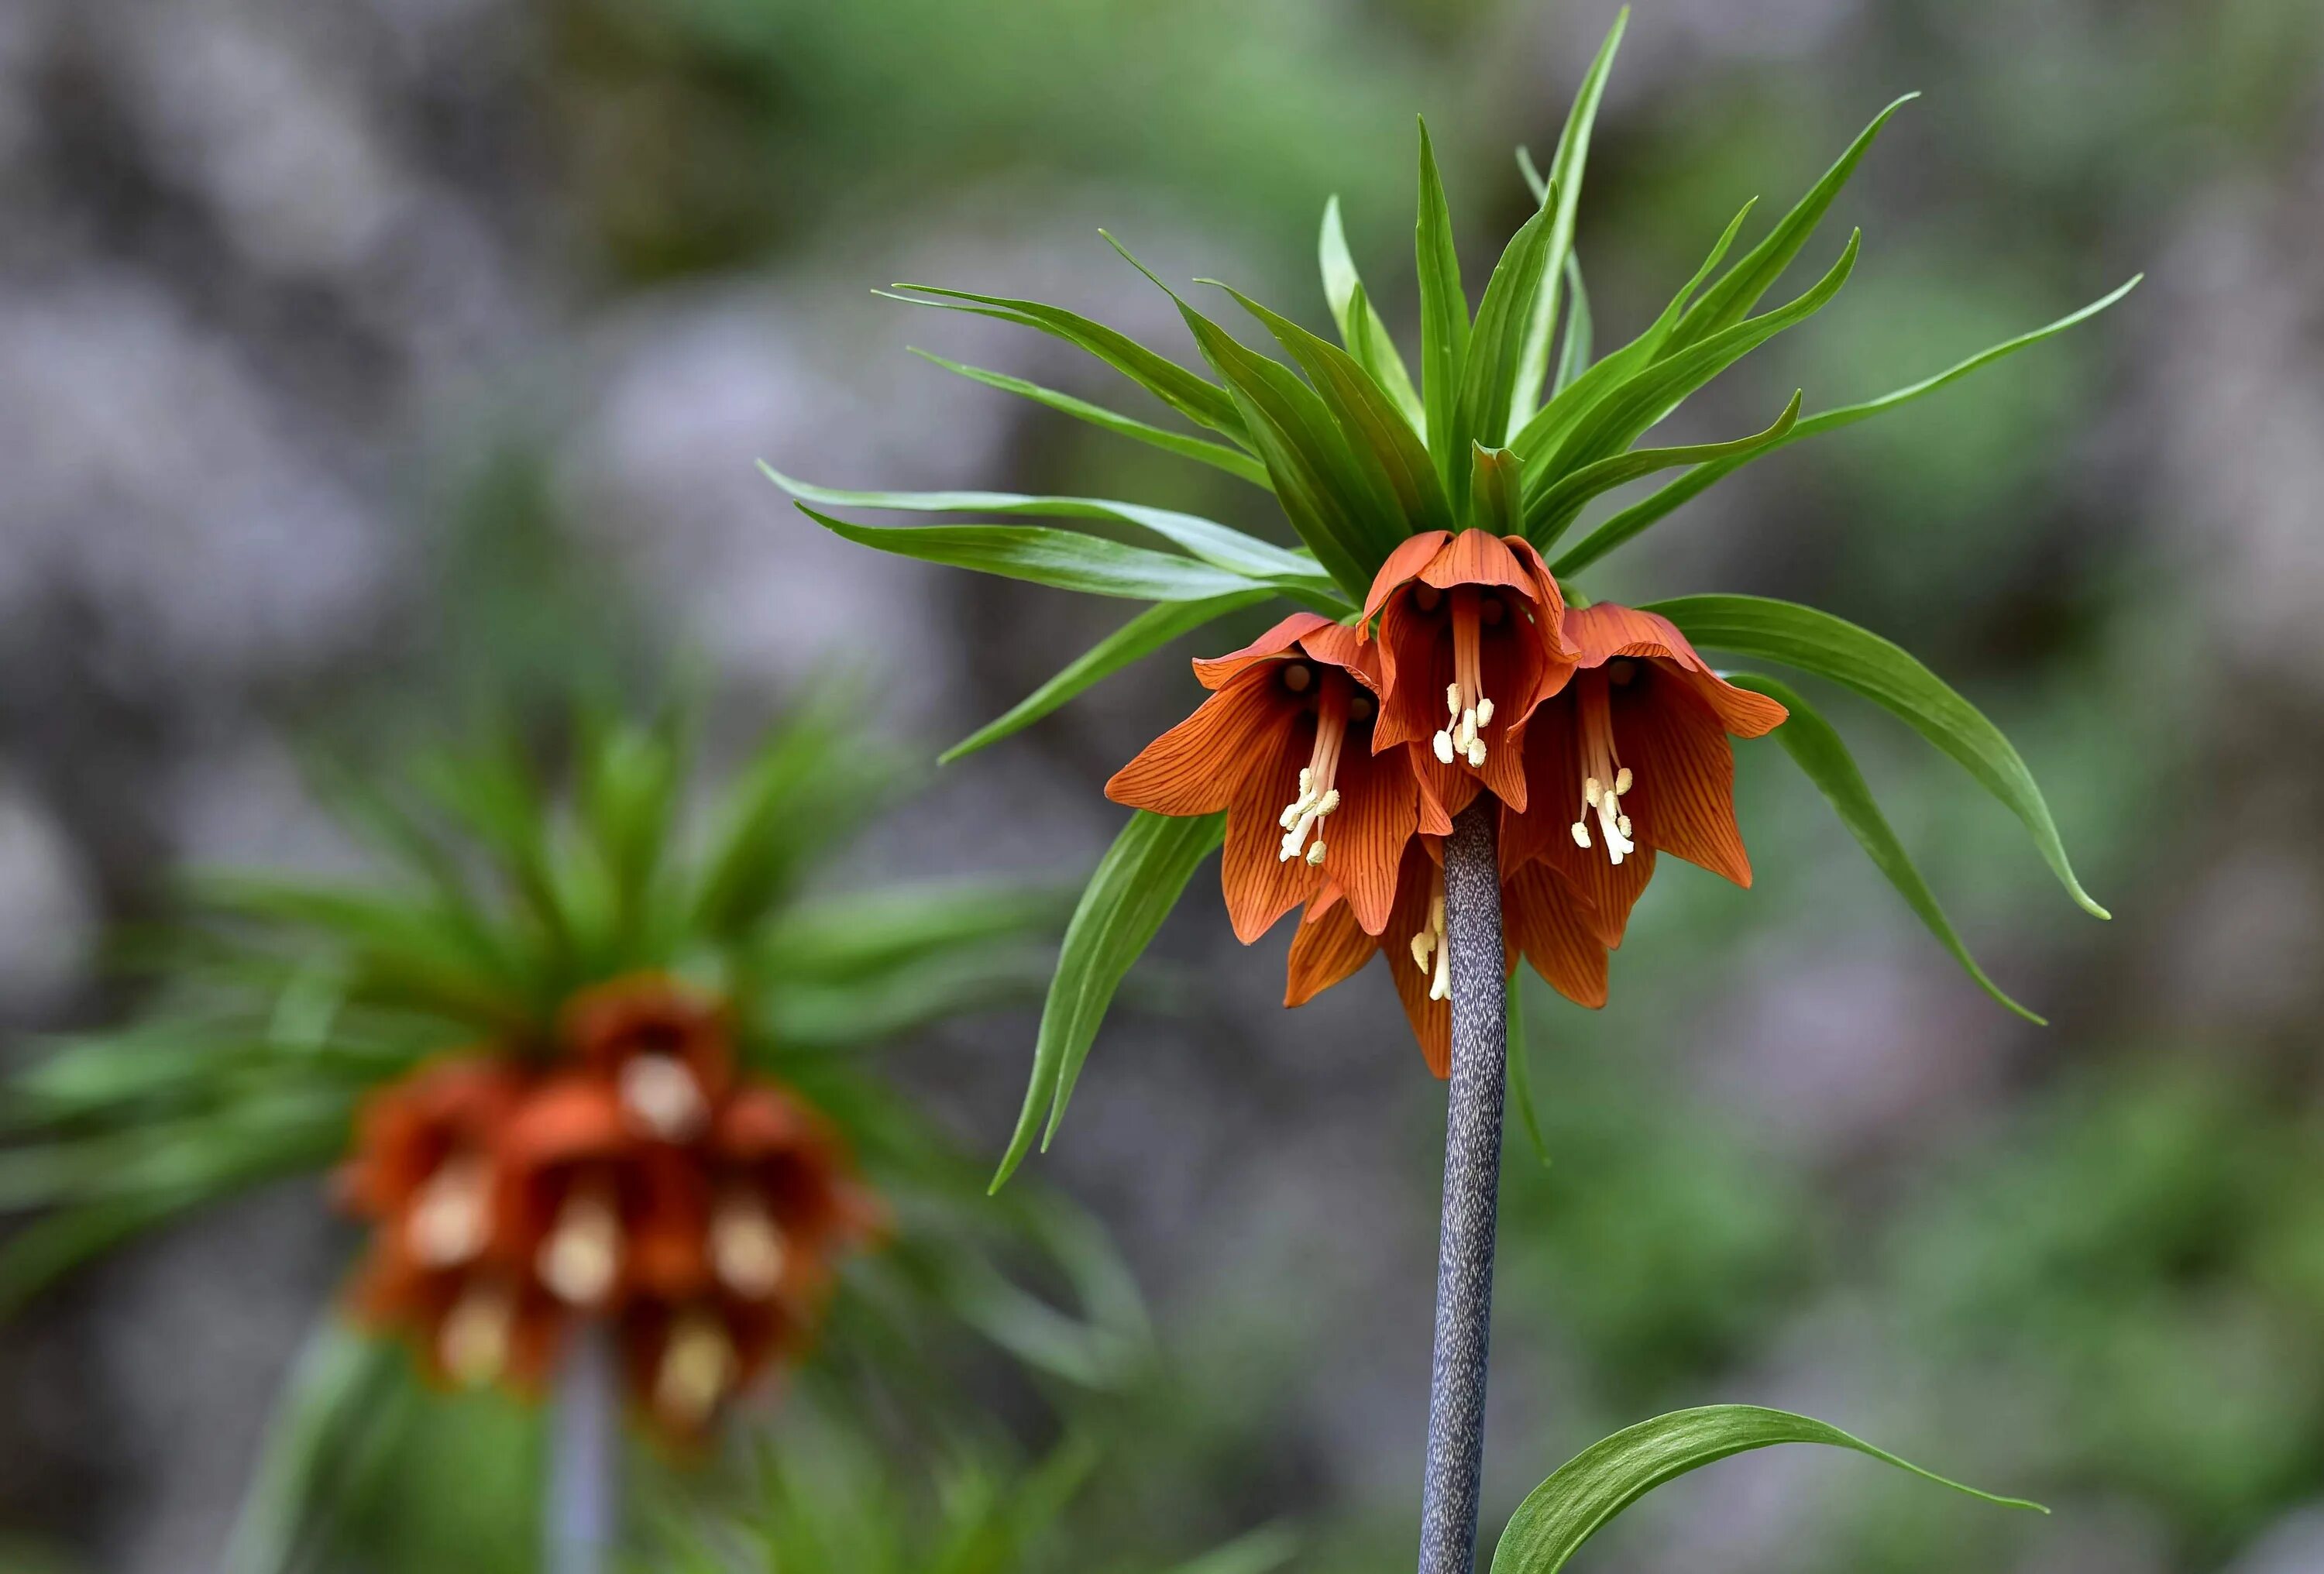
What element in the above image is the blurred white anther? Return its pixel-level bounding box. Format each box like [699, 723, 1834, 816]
[621, 1054, 707, 1142]
[407, 1156, 491, 1266]
[537, 1186, 623, 1307]
[711, 1193, 786, 1299]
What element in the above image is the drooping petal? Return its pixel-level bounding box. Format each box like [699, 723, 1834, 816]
[1418, 528, 1538, 596]
[1321, 740, 1416, 936]
[1284, 894, 1374, 1006]
[1384, 844, 1452, 1077]
[500, 1077, 631, 1167]
[1503, 862, 1609, 1009]
[1360, 530, 1452, 624]
[1565, 603, 1786, 737]
[1191, 610, 1336, 689]
[1294, 620, 1377, 689]
[1502, 537, 1577, 658]
[1410, 742, 1483, 835]
[1372, 587, 1458, 753]
[1619, 677, 1753, 886]
[1221, 725, 1322, 943]
[1105, 673, 1293, 816]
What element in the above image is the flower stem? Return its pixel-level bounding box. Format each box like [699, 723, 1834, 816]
[1418, 799, 1508, 1574]
[548, 1324, 620, 1574]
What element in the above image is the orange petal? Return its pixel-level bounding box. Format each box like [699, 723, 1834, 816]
[1321, 741, 1416, 936]
[1566, 603, 1785, 737]
[1385, 844, 1452, 1077]
[1621, 679, 1752, 886]
[1361, 530, 1452, 624]
[1191, 610, 1335, 690]
[1371, 589, 1456, 752]
[1105, 674, 1294, 816]
[1504, 862, 1609, 1009]
[1418, 528, 1535, 596]
[1501, 537, 1577, 658]
[501, 1077, 630, 1167]
[1410, 744, 1483, 835]
[1222, 730, 1322, 943]
[1500, 698, 1576, 877]
[1295, 620, 1378, 689]
[1284, 898, 1376, 1006]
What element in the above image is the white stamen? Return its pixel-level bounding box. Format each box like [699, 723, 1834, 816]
[655, 1310, 737, 1428]
[1466, 738, 1487, 768]
[407, 1156, 491, 1267]
[1304, 841, 1326, 867]
[439, 1285, 514, 1387]
[1475, 698, 1494, 728]
[621, 1054, 708, 1142]
[1278, 768, 1315, 829]
[537, 1187, 623, 1307]
[1614, 766, 1633, 796]
[1411, 892, 1451, 1002]
[1570, 820, 1591, 848]
[1432, 731, 1456, 764]
[710, 1194, 786, 1299]
[1277, 786, 1339, 863]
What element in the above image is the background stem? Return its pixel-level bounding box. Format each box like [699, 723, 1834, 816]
[1418, 799, 1509, 1574]
[547, 1323, 620, 1574]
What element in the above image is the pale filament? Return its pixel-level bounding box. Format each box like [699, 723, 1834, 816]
[1431, 587, 1495, 770]
[1408, 872, 1451, 1002]
[1567, 671, 1636, 864]
[1278, 667, 1353, 868]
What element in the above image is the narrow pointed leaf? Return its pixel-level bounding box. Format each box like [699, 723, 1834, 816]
[1730, 673, 2044, 1022]
[1459, 185, 1560, 476]
[1647, 594, 2109, 919]
[222, 1317, 407, 1574]
[1490, 1404, 2042, 1573]
[1510, 9, 1627, 431]
[1470, 444, 1525, 538]
[994, 809, 1226, 1188]
[1511, 199, 1756, 467]
[940, 592, 1271, 764]
[1667, 94, 1915, 352]
[883, 284, 1250, 442]
[907, 349, 1270, 487]
[1522, 390, 1801, 548]
[1541, 232, 1858, 481]
[1212, 281, 1452, 537]
[1415, 119, 1470, 486]
[1550, 275, 2144, 576]
[1552, 254, 1592, 395]
[765, 465, 1336, 598]
[797, 506, 1265, 602]
[1320, 197, 1424, 428]
[1100, 235, 1403, 597]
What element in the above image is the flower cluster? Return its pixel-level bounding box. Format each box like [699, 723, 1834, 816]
[1112, 529, 1784, 1074]
[339, 976, 879, 1435]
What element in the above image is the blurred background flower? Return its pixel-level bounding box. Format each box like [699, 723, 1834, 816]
[0, 0, 2318, 1571]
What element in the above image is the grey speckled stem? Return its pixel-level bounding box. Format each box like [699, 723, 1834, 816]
[1418, 800, 1508, 1574]
[548, 1324, 619, 1574]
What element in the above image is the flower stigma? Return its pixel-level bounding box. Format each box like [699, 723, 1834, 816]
[1432, 588, 1497, 771]
[1568, 666, 1636, 864]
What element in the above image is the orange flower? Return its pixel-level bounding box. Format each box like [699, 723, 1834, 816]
[1284, 840, 1607, 1076]
[1360, 529, 1579, 833]
[337, 978, 878, 1436]
[1502, 603, 1789, 947]
[1107, 611, 1419, 940]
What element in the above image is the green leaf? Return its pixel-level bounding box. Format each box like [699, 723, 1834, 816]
[1549, 275, 2144, 576]
[907, 349, 1271, 488]
[941, 592, 1272, 764]
[761, 883, 1071, 981]
[1729, 674, 2044, 1023]
[1509, 9, 1627, 433]
[1209, 281, 1453, 538]
[1552, 253, 1592, 396]
[1522, 390, 1802, 548]
[1098, 235, 1404, 599]
[1667, 94, 1916, 352]
[1319, 197, 1424, 430]
[882, 284, 1250, 443]
[1506, 978, 1551, 1167]
[1470, 444, 1525, 538]
[993, 809, 1225, 1189]
[1458, 184, 1559, 482]
[1489, 1404, 2042, 1573]
[796, 506, 1268, 602]
[765, 465, 1337, 599]
[1156, 1524, 1301, 1574]
[1540, 232, 1858, 483]
[1510, 198, 1756, 468]
[1648, 595, 2109, 919]
[223, 1316, 408, 1574]
[1415, 118, 1470, 486]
